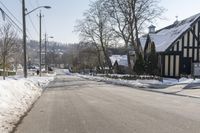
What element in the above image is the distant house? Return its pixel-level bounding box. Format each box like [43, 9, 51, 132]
[110, 55, 129, 74]
[140, 13, 200, 78]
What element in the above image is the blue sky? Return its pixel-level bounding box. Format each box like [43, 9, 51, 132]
[1, 0, 200, 43]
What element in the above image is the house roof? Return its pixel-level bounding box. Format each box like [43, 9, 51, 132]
[140, 13, 200, 52]
[109, 55, 128, 67]
[148, 25, 156, 29]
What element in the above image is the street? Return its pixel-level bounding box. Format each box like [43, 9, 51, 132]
[15, 74, 200, 133]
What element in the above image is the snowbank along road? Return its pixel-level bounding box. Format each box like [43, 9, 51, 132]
[14, 73, 200, 133]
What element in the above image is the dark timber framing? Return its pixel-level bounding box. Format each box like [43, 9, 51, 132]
[142, 15, 200, 78]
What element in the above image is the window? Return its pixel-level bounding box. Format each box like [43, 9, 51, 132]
[189, 49, 192, 57]
[194, 49, 197, 61]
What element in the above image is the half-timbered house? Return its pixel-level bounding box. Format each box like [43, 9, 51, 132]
[140, 13, 200, 78]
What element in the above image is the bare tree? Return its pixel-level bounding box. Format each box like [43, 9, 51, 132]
[75, 19, 104, 70]
[103, 0, 132, 72]
[46, 43, 58, 67]
[75, 0, 115, 72]
[0, 24, 18, 80]
[135, 0, 164, 48]
[101, 0, 164, 74]
[104, 0, 164, 55]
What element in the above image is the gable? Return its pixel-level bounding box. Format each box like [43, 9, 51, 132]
[140, 13, 200, 52]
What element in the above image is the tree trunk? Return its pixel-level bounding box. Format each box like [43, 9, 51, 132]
[127, 51, 132, 74]
[100, 40, 112, 72]
[103, 48, 112, 72]
[134, 14, 142, 57]
[3, 39, 7, 80]
[97, 50, 104, 72]
[124, 39, 132, 74]
[3, 53, 6, 80]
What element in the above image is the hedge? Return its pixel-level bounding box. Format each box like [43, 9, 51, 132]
[0, 71, 16, 76]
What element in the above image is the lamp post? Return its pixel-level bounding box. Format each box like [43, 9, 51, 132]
[22, 0, 51, 78]
[39, 11, 42, 77]
[44, 33, 53, 72]
[39, 13, 52, 77]
[22, 0, 27, 78]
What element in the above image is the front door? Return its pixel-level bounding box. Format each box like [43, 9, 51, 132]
[182, 58, 192, 75]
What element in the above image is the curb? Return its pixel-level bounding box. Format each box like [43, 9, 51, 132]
[80, 76, 200, 100]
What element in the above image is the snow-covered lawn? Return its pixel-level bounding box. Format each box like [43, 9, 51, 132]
[78, 74, 200, 87]
[0, 75, 54, 133]
[78, 74, 200, 98]
[78, 74, 170, 88]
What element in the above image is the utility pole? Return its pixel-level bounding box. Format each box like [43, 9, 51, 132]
[22, 0, 27, 78]
[44, 33, 47, 72]
[22, 2, 51, 78]
[39, 11, 42, 77]
[44, 34, 53, 73]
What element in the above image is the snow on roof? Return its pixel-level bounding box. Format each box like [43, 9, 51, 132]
[140, 13, 200, 52]
[110, 55, 128, 67]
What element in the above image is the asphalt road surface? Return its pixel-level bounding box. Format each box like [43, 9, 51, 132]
[15, 74, 200, 133]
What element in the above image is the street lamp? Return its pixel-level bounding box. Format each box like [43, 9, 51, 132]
[22, 0, 51, 78]
[39, 11, 52, 77]
[25, 6, 51, 16]
[44, 34, 54, 72]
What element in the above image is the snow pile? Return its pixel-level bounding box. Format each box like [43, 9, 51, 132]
[77, 74, 200, 98]
[78, 74, 200, 88]
[55, 69, 71, 75]
[78, 74, 161, 88]
[0, 76, 54, 133]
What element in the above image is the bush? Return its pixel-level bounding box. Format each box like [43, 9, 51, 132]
[134, 54, 145, 75]
[102, 74, 160, 80]
[0, 71, 16, 76]
[145, 42, 158, 75]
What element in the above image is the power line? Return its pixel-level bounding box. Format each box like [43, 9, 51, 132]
[0, 8, 34, 40]
[18, 0, 22, 4]
[0, 1, 22, 26]
[43, 17, 47, 33]
[28, 15, 39, 35]
[0, 1, 37, 40]
[28, 0, 40, 35]
[0, 8, 23, 32]
[0, 0, 44, 41]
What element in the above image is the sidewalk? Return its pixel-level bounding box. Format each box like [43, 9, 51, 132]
[148, 83, 200, 98]
[78, 74, 200, 99]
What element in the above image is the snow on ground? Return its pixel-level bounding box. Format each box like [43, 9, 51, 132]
[78, 74, 200, 87]
[109, 55, 128, 66]
[0, 75, 54, 133]
[77, 74, 200, 98]
[77, 74, 170, 88]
